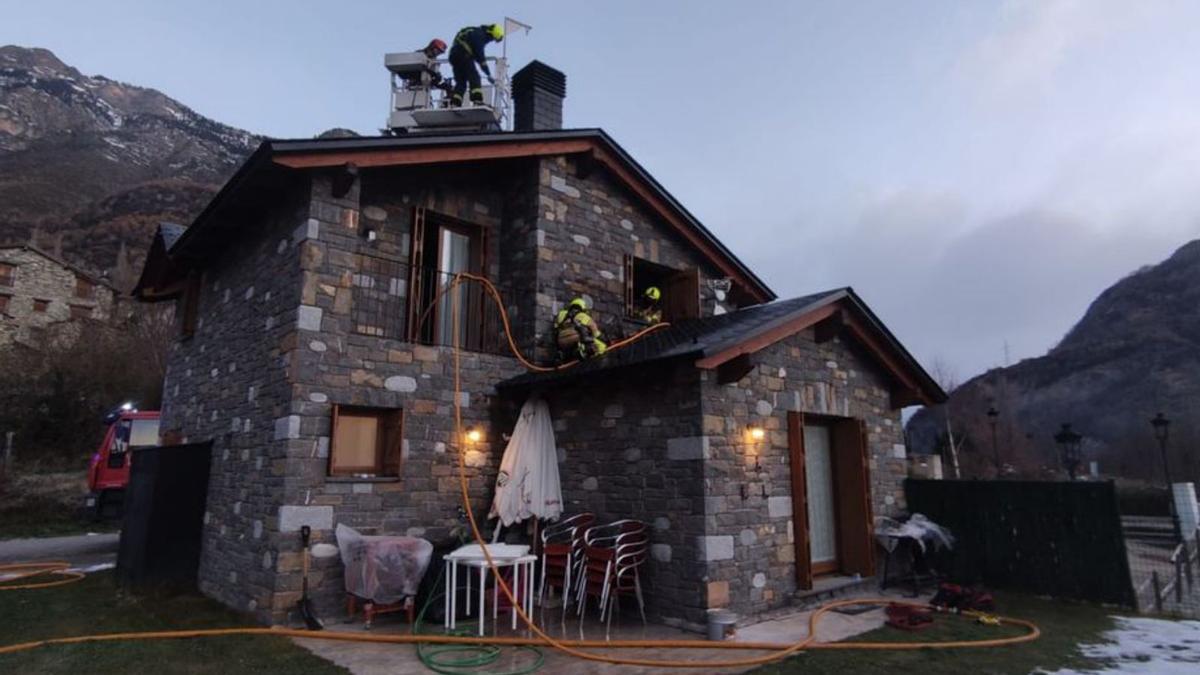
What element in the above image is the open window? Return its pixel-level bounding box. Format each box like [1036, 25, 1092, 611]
[623, 255, 700, 322]
[330, 405, 404, 478]
[406, 208, 489, 349]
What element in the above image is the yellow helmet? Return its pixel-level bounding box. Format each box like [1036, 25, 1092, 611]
[568, 297, 587, 311]
[488, 24, 505, 41]
[643, 286, 661, 302]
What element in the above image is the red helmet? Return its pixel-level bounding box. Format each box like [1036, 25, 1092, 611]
[427, 39, 447, 54]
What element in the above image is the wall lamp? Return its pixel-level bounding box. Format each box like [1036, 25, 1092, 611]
[465, 428, 483, 444]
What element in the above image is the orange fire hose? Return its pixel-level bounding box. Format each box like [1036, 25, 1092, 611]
[0, 274, 1040, 666]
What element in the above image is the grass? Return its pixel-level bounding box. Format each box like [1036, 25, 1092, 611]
[0, 570, 347, 674]
[0, 468, 118, 540]
[752, 593, 1125, 675]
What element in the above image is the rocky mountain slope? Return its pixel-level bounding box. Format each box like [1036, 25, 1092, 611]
[0, 45, 258, 277]
[907, 239, 1200, 474]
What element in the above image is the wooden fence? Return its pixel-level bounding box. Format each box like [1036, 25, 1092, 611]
[905, 479, 1137, 607]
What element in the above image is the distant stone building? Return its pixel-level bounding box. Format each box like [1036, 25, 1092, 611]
[0, 244, 117, 347]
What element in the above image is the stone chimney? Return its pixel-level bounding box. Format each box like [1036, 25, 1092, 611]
[512, 61, 566, 131]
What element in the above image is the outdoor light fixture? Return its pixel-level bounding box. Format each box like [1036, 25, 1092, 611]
[1053, 423, 1083, 481]
[747, 425, 765, 442]
[1149, 412, 1182, 543]
[465, 428, 482, 443]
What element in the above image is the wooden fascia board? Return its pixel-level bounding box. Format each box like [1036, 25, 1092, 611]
[695, 304, 840, 368]
[841, 314, 933, 407]
[590, 145, 772, 304]
[271, 139, 594, 169]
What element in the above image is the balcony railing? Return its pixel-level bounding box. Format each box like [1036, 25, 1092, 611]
[351, 253, 510, 356]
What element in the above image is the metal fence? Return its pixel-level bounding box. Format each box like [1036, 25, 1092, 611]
[1123, 516, 1200, 617]
[905, 479, 1138, 607]
[351, 253, 510, 356]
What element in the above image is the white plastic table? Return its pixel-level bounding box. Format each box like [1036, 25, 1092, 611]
[443, 545, 537, 636]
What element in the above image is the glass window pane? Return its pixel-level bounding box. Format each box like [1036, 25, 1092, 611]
[129, 419, 161, 447]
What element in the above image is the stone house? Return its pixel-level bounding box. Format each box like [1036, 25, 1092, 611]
[134, 62, 945, 629]
[0, 243, 117, 347]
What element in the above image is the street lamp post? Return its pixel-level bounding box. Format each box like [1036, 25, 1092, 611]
[1150, 412, 1182, 544]
[987, 406, 1000, 475]
[1053, 423, 1082, 481]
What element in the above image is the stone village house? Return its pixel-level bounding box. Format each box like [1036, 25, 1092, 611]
[134, 62, 945, 629]
[0, 243, 116, 347]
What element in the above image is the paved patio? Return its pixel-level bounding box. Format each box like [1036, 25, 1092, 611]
[293, 587, 912, 674]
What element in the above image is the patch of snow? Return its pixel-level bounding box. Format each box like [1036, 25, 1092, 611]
[1043, 616, 1200, 674]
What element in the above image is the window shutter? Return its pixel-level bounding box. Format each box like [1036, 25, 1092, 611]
[623, 255, 634, 317]
[664, 268, 700, 321]
[181, 274, 201, 337]
[406, 207, 427, 341]
[382, 408, 404, 476]
[788, 411, 814, 589]
[832, 418, 876, 577]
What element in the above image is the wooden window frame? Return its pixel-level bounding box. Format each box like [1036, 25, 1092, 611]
[33, 298, 50, 313]
[180, 274, 201, 338]
[0, 294, 10, 315]
[623, 255, 700, 322]
[75, 276, 96, 300]
[406, 207, 490, 346]
[0, 263, 13, 288]
[329, 404, 404, 478]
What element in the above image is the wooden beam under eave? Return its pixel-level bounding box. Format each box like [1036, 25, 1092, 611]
[813, 311, 844, 343]
[716, 353, 755, 384]
[890, 387, 924, 410]
[696, 304, 840, 368]
[271, 139, 595, 170]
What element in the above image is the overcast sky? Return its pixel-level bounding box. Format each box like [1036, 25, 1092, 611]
[6, 0, 1200, 384]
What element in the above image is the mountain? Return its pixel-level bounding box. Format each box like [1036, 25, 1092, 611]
[907, 240, 1200, 477]
[0, 45, 258, 278]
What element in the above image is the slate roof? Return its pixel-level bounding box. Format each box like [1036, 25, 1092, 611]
[498, 289, 847, 390]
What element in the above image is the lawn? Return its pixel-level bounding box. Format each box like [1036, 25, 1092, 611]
[0, 468, 118, 539]
[753, 593, 1125, 675]
[0, 570, 347, 674]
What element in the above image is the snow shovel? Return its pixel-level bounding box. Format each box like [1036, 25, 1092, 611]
[297, 525, 324, 630]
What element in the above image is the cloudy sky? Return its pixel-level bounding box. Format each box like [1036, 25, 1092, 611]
[6, 0, 1200, 383]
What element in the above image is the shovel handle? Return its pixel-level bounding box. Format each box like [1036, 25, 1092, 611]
[301, 525, 311, 547]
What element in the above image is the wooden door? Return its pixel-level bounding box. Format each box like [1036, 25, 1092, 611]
[832, 418, 876, 576]
[788, 411, 814, 589]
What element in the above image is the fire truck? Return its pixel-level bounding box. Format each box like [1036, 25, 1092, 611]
[83, 403, 161, 518]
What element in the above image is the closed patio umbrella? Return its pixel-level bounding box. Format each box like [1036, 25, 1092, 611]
[490, 398, 562, 539]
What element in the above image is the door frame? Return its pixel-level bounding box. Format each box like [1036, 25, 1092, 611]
[788, 411, 876, 590]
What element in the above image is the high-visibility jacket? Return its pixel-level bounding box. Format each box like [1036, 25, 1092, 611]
[451, 26, 492, 71]
[555, 308, 606, 356]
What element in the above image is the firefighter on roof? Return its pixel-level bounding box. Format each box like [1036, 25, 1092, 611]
[555, 297, 607, 362]
[449, 24, 504, 106]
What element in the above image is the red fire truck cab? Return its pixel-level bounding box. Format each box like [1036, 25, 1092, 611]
[84, 408, 161, 518]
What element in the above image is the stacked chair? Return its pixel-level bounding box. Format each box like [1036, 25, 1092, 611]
[574, 519, 649, 635]
[537, 512, 594, 612]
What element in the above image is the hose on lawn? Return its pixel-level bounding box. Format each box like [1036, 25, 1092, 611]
[0, 562, 85, 591]
[0, 275, 1042, 668]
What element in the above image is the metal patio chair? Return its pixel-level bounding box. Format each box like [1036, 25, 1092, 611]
[574, 519, 646, 620]
[604, 528, 649, 637]
[538, 512, 593, 611]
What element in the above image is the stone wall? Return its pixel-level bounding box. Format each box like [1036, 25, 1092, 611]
[697, 328, 908, 619]
[0, 246, 115, 347]
[531, 156, 740, 360]
[158, 184, 309, 619]
[537, 360, 709, 628]
[275, 168, 527, 620]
